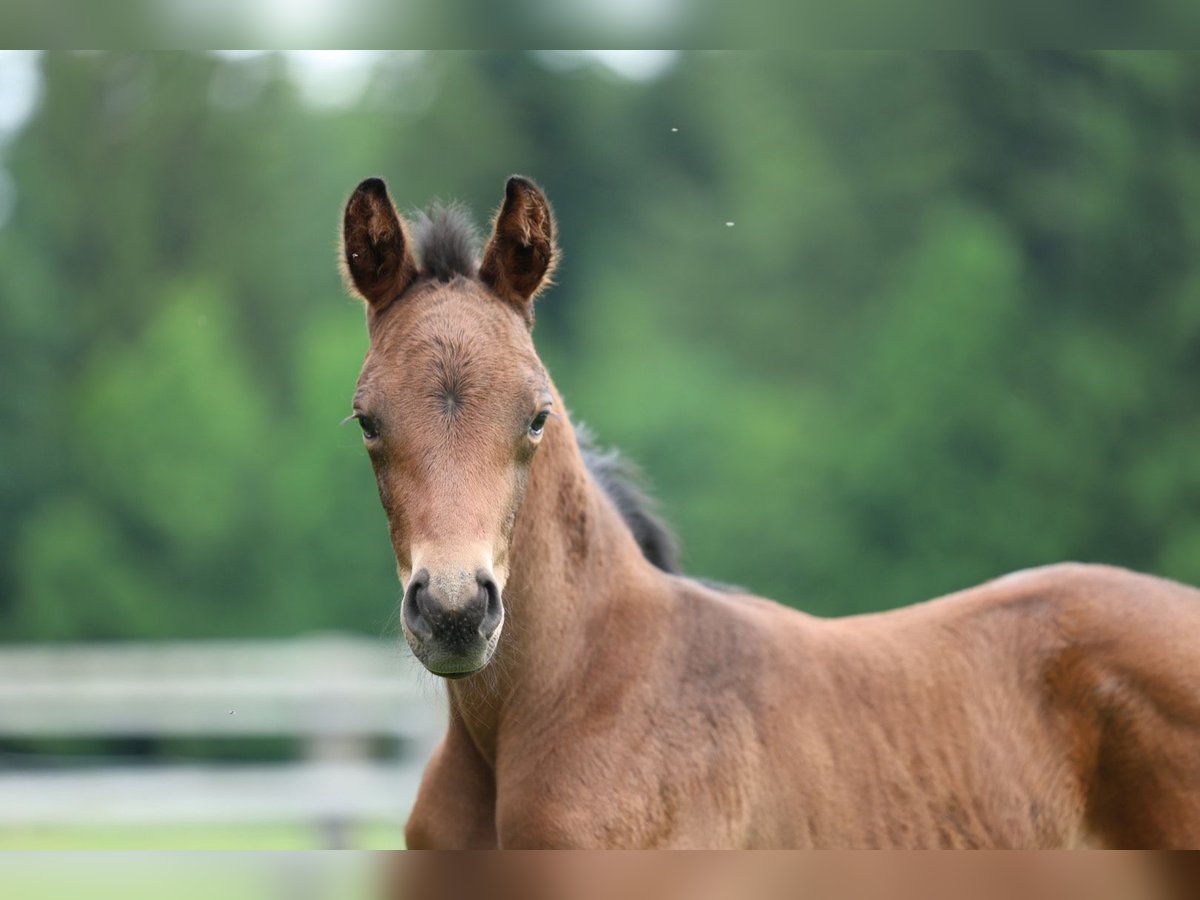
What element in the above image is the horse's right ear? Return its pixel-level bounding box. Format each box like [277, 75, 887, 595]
[340, 178, 418, 314]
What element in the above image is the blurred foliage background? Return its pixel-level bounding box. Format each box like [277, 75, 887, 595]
[4, 51, 1200, 643]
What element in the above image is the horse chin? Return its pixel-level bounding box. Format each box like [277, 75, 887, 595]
[405, 631, 499, 680]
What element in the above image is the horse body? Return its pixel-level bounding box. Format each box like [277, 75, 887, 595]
[411, 412, 1200, 848]
[339, 177, 1200, 849]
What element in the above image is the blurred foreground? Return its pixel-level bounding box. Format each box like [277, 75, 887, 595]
[3, 850, 1196, 900]
[3, 853, 378, 900]
[392, 852, 1198, 900]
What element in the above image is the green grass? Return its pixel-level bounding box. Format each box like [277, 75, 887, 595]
[0, 821, 403, 850]
[0, 853, 381, 900]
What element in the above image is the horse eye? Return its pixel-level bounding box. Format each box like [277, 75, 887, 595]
[356, 414, 379, 441]
[529, 410, 550, 438]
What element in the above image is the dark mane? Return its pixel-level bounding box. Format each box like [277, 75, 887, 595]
[577, 424, 682, 575]
[411, 202, 480, 282]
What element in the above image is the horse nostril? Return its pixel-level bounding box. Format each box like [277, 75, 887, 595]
[477, 570, 502, 638]
[402, 569, 433, 641]
[403, 568, 501, 648]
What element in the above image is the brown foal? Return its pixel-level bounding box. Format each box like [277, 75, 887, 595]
[340, 176, 1200, 849]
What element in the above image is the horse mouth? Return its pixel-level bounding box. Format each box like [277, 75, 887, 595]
[403, 626, 500, 680]
[418, 654, 493, 680]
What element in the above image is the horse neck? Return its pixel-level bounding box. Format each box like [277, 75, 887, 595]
[447, 392, 662, 760]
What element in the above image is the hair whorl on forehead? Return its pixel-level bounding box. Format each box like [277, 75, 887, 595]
[410, 202, 481, 282]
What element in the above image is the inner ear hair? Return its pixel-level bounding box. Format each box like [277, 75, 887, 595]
[479, 175, 558, 324]
[341, 177, 418, 313]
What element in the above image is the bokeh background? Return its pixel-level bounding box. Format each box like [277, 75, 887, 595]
[3, 51, 1200, 850]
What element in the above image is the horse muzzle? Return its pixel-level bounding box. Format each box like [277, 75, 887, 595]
[401, 567, 503, 677]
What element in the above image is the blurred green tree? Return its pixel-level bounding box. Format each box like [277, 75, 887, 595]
[3, 51, 1200, 639]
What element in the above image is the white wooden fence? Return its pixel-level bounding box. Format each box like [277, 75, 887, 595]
[0, 635, 445, 846]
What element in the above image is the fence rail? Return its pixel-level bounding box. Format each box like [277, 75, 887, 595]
[0, 635, 444, 844]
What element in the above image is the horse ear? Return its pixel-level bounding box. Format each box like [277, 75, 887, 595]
[479, 175, 558, 324]
[341, 177, 418, 314]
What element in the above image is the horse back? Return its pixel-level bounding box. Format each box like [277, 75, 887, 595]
[700, 563, 1200, 848]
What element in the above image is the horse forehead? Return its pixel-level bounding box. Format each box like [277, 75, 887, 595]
[361, 291, 537, 397]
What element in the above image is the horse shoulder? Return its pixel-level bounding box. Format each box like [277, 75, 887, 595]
[492, 579, 777, 848]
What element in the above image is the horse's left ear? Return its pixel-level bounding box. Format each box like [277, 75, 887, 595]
[480, 175, 558, 325]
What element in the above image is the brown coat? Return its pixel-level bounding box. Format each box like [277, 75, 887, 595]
[341, 176, 1200, 850]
